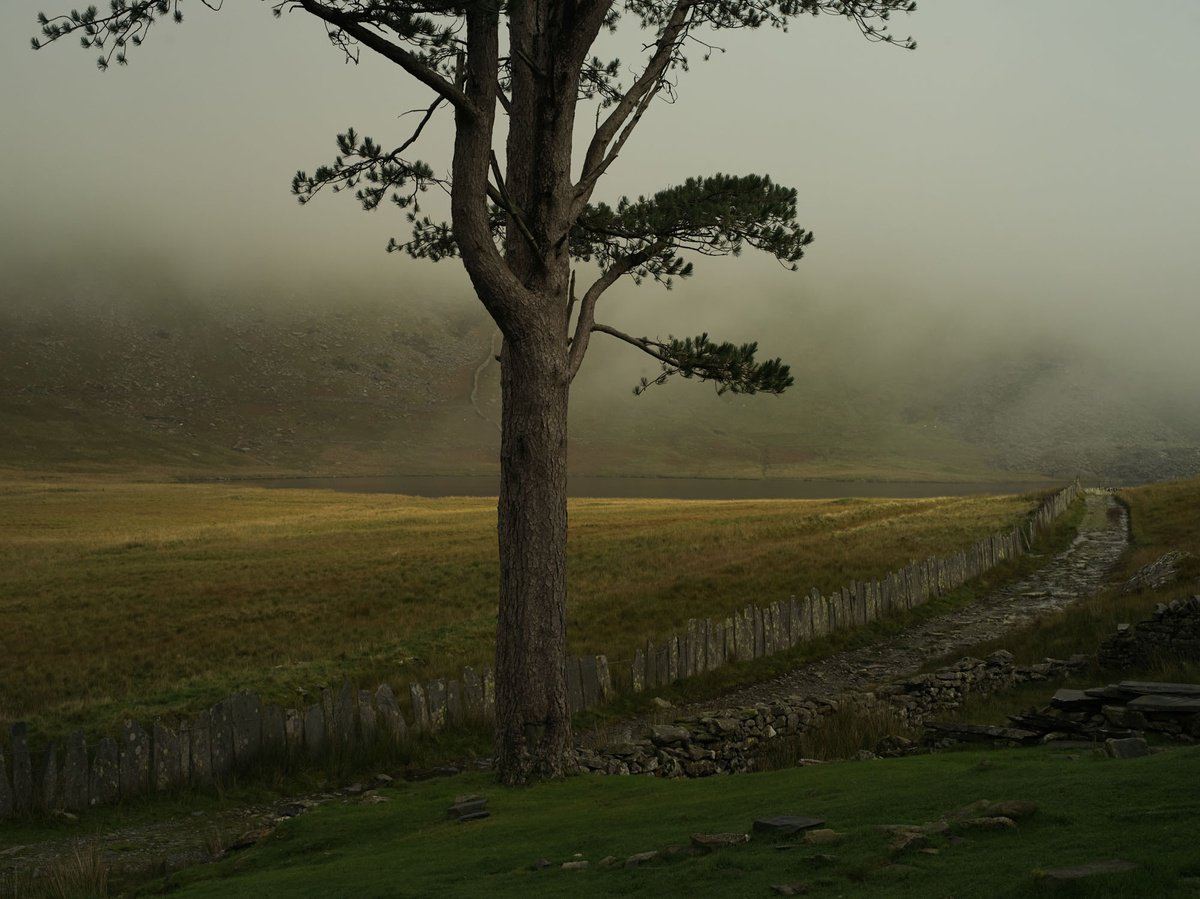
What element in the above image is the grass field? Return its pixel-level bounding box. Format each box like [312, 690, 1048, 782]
[0, 476, 1040, 738]
[130, 743, 1200, 898]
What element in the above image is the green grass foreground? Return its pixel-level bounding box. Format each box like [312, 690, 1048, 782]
[155, 744, 1200, 899]
[0, 476, 1038, 737]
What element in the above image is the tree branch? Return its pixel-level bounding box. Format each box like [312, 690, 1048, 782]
[567, 239, 669, 381]
[296, 0, 475, 117]
[590, 326, 794, 396]
[575, 1, 694, 205]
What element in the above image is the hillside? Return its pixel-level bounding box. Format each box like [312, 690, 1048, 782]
[2, 294, 1196, 483]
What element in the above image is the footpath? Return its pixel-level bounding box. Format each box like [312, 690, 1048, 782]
[615, 491, 1128, 732]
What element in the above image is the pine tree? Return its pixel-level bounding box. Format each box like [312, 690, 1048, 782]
[34, 0, 915, 784]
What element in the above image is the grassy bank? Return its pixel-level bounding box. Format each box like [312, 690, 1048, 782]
[0, 477, 1039, 737]
[146, 743, 1200, 898]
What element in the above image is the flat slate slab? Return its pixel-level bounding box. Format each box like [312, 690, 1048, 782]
[754, 816, 826, 835]
[1118, 681, 1200, 697]
[1049, 689, 1102, 710]
[1037, 859, 1139, 882]
[1104, 737, 1150, 759]
[925, 721, 1040, 744]
[1083, 685, 1129, 701]
[1127, 694, 1200, 713]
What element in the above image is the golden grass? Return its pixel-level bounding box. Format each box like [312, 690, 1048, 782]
[0, 477, 1038, 737]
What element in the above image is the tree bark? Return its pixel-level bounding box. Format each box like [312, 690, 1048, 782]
[493, 316, 575, 784]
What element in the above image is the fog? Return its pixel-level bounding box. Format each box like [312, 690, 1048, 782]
[3, 1, 1200, 480]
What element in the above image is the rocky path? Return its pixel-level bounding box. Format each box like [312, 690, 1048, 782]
[637, 490, 1129, 724]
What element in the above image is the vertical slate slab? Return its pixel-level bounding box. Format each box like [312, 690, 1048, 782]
[263, 705, 287, 758]
[62, 732, 88, 813]
[39, 742, 60, 812]
[821, 594, 835, 637]
[733, 612, 750, 661]
[10, 724, 33, 814]
[644, 642, 658, 689]
[761, 606, 775, 655]
[481, 670, 496, 720]
[566, 658, 584, 713]
[668, 637, 681, 682]
[790, 598, 807, 644]
[333, 681, 356, 750]
[462, 667, 484, 720]
[751, 607, 764, 658]
[284, 708, 305, 759]
[713, 621, 727, 668]
[426, 679, 449, 731]
[119, 720, 150, 799]
[231, 690, 264, 768]
[769, 602, 784, 653]
[89, 737, 119, 807]
[596, 655, 612, 701]
[655, 644, 670, 687]
[304, 703, 326, 758]
[409, 683, 431, 733]
[177, 721, 191, 783]
[358, 690, 378, 744]
[190, 710, 213, 786]
[631, 648, 646, 693]
[152, 722, 180, 792]
[321, 687, 335, 734]
[374, 684, 408, 745]
[683, 620, 697, 677]
[0, 749, 11, 819]
[446, 680, 463, 726]
[579, 655, 601, 708]
[209, 700, 234, 780]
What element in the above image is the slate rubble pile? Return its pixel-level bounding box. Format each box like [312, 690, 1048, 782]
[1006, 681, 1200, 743]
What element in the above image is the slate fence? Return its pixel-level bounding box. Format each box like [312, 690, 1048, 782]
[0, 655, 612, 820]
[0, 483, 1076, 819]
[627, 481, 1080, 691]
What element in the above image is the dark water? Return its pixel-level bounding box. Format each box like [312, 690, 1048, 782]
[241, 475, 1053, 500]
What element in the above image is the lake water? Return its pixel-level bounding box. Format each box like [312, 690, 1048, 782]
[243, 475, 1054, 500]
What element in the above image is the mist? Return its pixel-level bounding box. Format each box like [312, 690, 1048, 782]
[3, 2, 1199, 483]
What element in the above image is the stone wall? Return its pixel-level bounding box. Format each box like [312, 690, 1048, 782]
[578, 651, 1085, 778]
[1099, 593, 1200, 669]
[628, 482, 1080, 690]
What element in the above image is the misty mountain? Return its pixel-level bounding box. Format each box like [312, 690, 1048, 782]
[2, 295, 1196, 484]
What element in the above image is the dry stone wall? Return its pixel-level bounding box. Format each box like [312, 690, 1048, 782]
[1099, 593, 1200, 669]
[578, 651, 1086, 778]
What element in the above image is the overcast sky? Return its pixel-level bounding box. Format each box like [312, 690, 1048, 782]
[3, 2, 1199, 377]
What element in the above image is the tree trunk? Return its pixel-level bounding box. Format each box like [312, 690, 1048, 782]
[493, 320, 575, 784]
